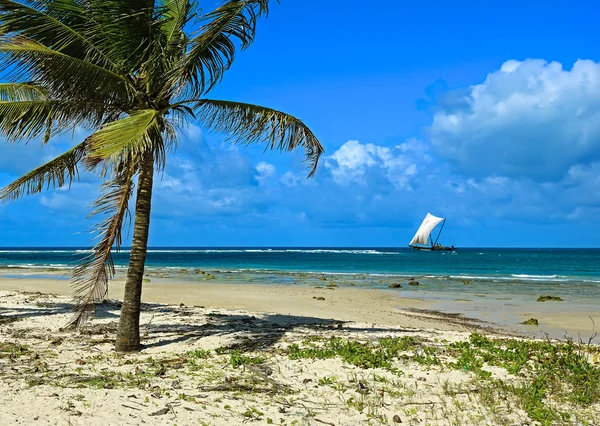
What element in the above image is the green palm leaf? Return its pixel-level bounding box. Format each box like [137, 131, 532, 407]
[0, 0, 120, 71]
[86, 109, 163, 166]
[0, 99, 115, 141]
[0, 36, 134, 103]
[76, 0, 157, 71]
[159, 0, 193, 48]
[169, 0, 269, 97]
[0, 140, 87, 201]
[193, 99, 323, 176]
[0, 82, 46, 101]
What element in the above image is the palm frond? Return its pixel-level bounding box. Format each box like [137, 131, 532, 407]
[0, 82, 46, 101]
[159, 0, 193, 48]
[0, 36, 134, 103]
[66, 164, 136, 328]
[0, 140, 87, 202]
[0, 99, 115, 141]
[168, 0, 270, 97]
[74, 0, 157, 72]
[193, 98, 323, 176]
[85, 109, 166, 170]
[0, 0, 120, 71]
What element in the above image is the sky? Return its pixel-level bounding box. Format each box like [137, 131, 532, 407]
[1, 0, 600, 248]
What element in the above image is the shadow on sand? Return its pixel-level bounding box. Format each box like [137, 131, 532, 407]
[1, 293, 420, 352]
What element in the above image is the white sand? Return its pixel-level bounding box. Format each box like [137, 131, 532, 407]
[1, 279, 598, 425]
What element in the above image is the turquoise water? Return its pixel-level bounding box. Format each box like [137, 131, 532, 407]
[2, 246, 600, 300]
[1, 246, 599, 282]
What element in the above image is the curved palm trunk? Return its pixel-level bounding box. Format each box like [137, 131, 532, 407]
[115, 155, 155, 352]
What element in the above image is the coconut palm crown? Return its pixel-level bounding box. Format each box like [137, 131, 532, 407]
[0, 0, 323, 351]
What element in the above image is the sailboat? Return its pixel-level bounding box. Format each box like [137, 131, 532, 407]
[408, 213, 455, 251]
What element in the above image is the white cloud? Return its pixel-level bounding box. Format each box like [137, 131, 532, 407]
[325, 138, 430, 189]
[429, 59, 600, 181]
[280, 171, 303, 187]
[255, 161, 276, 184]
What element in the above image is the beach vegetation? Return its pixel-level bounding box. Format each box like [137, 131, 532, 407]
[288, 336, 429, 371]
[229, 350, 266, 367]
[537, 295, 564, 302]
[317, 375, 337, 386]
[187, 348, 211, 360]
[0, 0, 323, 352]
[0, 341, 28, 358]
[285, 332, 600, 424]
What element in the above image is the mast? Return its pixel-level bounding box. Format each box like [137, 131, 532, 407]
[433, 218, 446, 246]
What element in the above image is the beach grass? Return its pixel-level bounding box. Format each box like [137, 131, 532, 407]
[286, 332, 600, 425]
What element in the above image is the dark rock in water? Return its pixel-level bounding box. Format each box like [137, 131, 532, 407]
[463, 280, 471, 285]
[388, 283, 402, 288]
[522, 318, 539, 325]
[536, 295, 564, 302]
[408, 280, 419, 286]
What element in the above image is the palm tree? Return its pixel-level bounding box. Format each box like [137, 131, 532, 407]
[0, 0, 323, 352]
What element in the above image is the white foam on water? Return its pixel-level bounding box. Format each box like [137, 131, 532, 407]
[139, 249, 400, 255]
[512, 274, 559, 278]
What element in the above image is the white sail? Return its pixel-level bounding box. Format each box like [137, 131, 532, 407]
[409, 213, 445, 246]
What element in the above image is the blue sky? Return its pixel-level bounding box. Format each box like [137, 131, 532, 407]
[1, 0, 600, 247]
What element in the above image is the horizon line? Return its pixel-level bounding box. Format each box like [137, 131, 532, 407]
[0, 246, 599, 250]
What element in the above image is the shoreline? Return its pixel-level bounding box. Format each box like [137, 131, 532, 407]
[1, 273, 598, 341]
[3, 262, 600, 284]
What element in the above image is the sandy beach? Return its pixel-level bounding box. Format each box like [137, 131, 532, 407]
[1, 276, 599, 425]
[0, 276, 486, 332]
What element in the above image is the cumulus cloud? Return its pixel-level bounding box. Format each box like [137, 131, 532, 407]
[429, 59, 600, 181]
[255, 161, 276, 184]
[325, 138, 430, 189]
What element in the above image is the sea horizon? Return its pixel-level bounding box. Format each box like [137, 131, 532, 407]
[1, 245, 600, 249]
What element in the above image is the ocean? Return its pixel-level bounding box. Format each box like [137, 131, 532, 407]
[1, 247, 599, 337]
[1, 247, 599, 282]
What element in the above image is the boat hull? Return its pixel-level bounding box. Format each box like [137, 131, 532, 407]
[409, 245, 455, 251]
